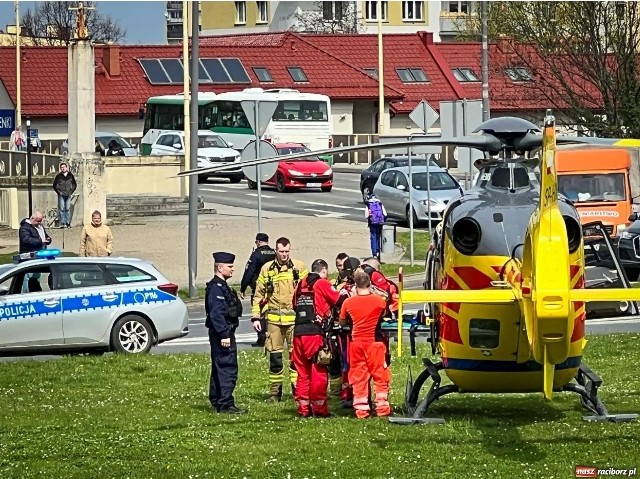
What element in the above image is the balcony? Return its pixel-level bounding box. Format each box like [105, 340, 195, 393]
[166, 1, 182, 9]
[439, 12, 477, 37]
[166, 16, 183, 24]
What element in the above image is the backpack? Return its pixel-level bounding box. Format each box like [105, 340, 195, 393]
[362, 265, 399, 318]
[368, 199, 385, 225]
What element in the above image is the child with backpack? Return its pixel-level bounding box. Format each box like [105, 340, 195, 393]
[365, 194, 387, 260]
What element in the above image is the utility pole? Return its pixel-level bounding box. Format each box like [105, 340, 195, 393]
[187, 0, 199, 299]
[481, 0, 490, 121]
[377, 0, 384, 136]
[182, 1, 190, 173]
[15, 0, 21, 130]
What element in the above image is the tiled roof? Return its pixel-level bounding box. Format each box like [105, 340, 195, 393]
[304, 31, 465, 113]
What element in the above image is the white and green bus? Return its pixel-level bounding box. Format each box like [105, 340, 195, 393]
[140, 88, 333, 155]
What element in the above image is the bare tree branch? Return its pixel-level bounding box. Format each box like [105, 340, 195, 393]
[293, 1, 363, 34]
[20, 1, 126, 46]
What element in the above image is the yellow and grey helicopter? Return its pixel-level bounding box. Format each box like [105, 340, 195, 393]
[178, 110, 640, 424]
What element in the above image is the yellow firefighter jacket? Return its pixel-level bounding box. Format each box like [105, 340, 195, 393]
[252, 258, 308, 324]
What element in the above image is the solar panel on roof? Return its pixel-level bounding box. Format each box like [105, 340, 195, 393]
[197, 60, 212, 82]
[201, 58, 231, 83]
[220, 58, 251, 83]
[160, 59, 184, 83]
[139, 59, 170, 84]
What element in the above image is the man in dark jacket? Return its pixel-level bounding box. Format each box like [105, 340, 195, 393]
[240, 233, 276, 347]
[52, 162, 77, 228]
[19, 212, 52, 253]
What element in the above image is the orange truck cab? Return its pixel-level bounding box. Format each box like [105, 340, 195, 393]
[556, 147, 633, 239]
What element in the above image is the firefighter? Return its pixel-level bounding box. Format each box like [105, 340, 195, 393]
[251, 237, 308, 402]
[339, 269, 391, 419]
[329, 252, 349, 396]
[292, 259, 343, 417]
[240, 232, 276, 347]
[333, 252, 349, 289]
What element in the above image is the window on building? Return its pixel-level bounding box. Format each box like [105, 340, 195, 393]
[365, 0, 388, 21]
[287, 66, 308, 82]
[446, 1, 470, 14]
[256, 1, 269, 23]
[363, 68, 378, 79]
[253, 67, 273, 82]
[505, 66, 534, 82]
[402, 0, 423, 21]
[322, 1, 344, 20]
[469, 318, 500, 349]
[451, 67, 479, 82]
[235, 1, 246, 24]
[396, 67, 429, 83]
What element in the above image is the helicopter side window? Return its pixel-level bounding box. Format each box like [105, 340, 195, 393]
[469, 318, 500, 349]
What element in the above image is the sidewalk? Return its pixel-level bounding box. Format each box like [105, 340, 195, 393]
[0, 204, 408, 289]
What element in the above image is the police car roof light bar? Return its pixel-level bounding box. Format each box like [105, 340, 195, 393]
[12, 249, 62, 263]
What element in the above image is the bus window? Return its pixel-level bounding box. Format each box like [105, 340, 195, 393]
[149, 104, 184, 131]
[201, 104, 217, 129]
[273, 101, 328, 121]
[215, 101, 251, 130]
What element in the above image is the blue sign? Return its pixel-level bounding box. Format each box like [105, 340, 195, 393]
[0, 109, 15, 137]
[29, 128, 38, 139]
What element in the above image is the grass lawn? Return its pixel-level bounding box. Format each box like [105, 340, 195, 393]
[1, 334, 639, 478]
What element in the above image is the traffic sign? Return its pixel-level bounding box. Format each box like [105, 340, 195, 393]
[241, 100, 278, 138]
[409, 99, 439, 133]
[241, 140, 278, 182]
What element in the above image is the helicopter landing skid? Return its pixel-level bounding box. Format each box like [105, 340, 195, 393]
[388, 358, 458, 425]
[561, 362, 637, 423]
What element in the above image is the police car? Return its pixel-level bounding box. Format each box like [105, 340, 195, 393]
[0, 249, 189, 356]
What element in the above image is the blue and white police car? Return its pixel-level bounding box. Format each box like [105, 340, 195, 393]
[0, 250, 189, 356]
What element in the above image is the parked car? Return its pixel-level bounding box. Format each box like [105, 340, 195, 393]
[360, 156, 439, 203]
[0, 250, 189, 356]
[617, 212, 640, 280]
[247, 142, 333, 192]
[62, 132, 138, 156]
[372, 166, 463, 226]
[150, 130, 243, 183]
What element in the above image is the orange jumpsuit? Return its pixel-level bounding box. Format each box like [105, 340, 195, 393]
[339, 293, 391, 419]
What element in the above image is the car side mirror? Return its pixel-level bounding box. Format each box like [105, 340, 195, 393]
[173, 143, 182, 149]
[629, 213, 638, 222]
[227, 142, 233, 148]
[397, 184, 406, 191]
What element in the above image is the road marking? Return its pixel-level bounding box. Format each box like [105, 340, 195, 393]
[200, 187, 226, 193]
[302, 208, 350, 218]
[246, 193, 275, 198]
[296, 200, 362, 211]
[332, 186, 359, 193]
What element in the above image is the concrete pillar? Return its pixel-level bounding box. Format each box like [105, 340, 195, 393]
[70, 153, 106, 227]
[68, 41, 95, 157]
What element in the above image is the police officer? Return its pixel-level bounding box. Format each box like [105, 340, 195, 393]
[240, 232, 276, 347]
[206, 251, 246, 414]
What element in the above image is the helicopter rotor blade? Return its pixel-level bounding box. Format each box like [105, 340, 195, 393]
[174, 135, 502, 178]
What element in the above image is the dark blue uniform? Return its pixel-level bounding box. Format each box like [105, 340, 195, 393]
[240, 245, 276, 296]
[205, 276, 243, 412]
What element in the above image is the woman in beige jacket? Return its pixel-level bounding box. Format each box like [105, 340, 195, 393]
[80, 211, 113, 257]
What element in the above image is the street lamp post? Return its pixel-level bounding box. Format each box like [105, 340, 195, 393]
[26, 117, 32, 217]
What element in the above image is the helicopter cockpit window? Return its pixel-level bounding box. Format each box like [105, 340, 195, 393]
[491, 168, 510, 188]
[513, 168, 530, 188]
[469, 318, 500, 349]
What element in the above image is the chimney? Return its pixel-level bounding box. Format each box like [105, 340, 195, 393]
[102, 43, 120, 77]
[417, 31, 434, 46]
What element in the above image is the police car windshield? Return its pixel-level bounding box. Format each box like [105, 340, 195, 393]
[0, 264, 15, 277]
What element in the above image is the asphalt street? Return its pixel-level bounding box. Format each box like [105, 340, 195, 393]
[198, 172, 368, 222]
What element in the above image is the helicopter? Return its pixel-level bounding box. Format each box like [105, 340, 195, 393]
[177, 110, 640, 424]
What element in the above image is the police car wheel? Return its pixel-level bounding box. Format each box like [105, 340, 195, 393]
[111, 315, 153, 354]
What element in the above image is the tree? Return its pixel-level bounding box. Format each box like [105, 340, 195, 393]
[21, 1, 126, 46]
[459, 1, 640, 138]
[293, 1, 363, 34]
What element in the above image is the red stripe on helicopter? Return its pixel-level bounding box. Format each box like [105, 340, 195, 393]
[440, 312, 463, 344]
[441, 274, 462, 313]
[570, 311, 586, 342]
[453, 266, 494, 290]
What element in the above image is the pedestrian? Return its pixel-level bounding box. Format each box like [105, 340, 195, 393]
[339, 269, 392, 419]
[251, 237, 308, 402]
[106, 139, 125, 156]
[365, 193, 387, 260]
[52, 161, 77, 228]
[292, 259, 343, 418]
[239, 233, 276, 348]
[19, 211, 52, 253]
[205, 251, 246, 414]
[79, 211, 113, 257]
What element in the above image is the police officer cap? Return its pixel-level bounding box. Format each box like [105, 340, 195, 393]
[342, 257, 361, 276]
[255, 232, 269, 242]
[213, 251, 235, 264]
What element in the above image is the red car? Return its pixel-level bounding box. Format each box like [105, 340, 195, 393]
[247, 143, 333, 193]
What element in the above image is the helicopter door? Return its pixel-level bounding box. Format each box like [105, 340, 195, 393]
[582, 221, 639, 319]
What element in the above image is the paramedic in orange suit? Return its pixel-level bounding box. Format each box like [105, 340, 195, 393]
[338, 269, 391, 419]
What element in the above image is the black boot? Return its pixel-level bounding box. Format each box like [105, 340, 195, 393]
[252, 333, 266, 348]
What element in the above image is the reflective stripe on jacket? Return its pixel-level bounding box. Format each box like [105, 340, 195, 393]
[252, 259, 308, 323]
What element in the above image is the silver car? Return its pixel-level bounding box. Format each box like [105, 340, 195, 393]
[0, 252, 189, 356]
[373, 166, 464, 225]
